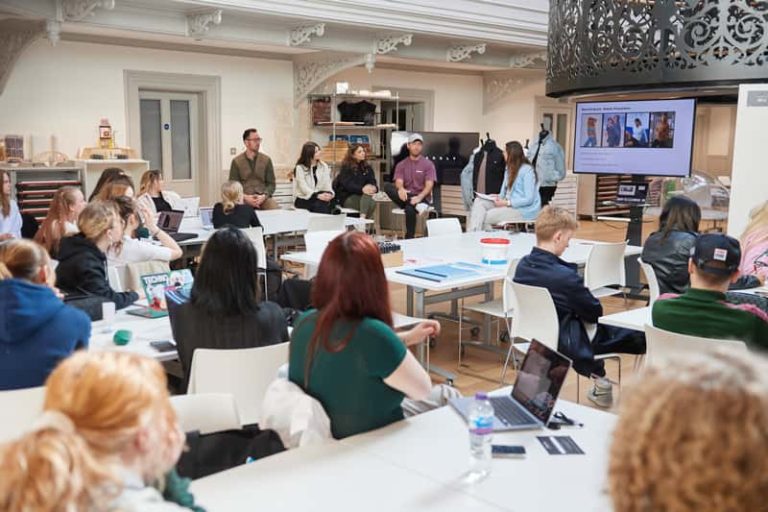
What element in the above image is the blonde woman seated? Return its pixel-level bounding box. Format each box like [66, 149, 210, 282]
[34, 185, 87, 258]
[293, 142, 334, 214]
[94, 174, 135, 201]
[213, 181, 262, 229]
[468, 141, 541, 231]
[136, 170, 183, 216]
[107, 196, 182, 267]
[0, 351, 198, 511]
[609, 349, 768, 512]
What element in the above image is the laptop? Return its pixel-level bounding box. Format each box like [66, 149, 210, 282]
[450, 339, 572, 431]
[178, 196, 200, 218]
[127, 269, 194, 319]
[616, 183, 648, 206]
[157, 210, 197, 242]
[199, 206, 214, 230]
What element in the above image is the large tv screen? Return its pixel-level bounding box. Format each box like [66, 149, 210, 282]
[573, 98, 696, 177]
[390, 131, 479, 185]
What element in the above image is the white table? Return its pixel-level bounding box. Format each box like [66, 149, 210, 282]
[598, 306, 650, 331]
[90, 307, 176, 361]
[191, 440, 504, 512]
[191, 398, 616, 512]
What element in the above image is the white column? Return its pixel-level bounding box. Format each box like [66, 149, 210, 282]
[728, 84, 768, 238]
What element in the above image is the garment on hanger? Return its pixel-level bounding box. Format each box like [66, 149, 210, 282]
[472, 139, 505, 195]
[528, 132, 565, 188]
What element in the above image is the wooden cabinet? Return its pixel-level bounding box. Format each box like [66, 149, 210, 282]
[2, 166, 84, 222]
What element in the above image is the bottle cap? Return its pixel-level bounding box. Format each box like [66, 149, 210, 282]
[475, 392, 488, 400]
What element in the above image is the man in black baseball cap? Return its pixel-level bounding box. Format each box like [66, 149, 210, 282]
[652, 233, 768, 349]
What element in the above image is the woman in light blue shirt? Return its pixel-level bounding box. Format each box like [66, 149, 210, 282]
[468, 141, 541, 231]
[0, 170, 22, 240]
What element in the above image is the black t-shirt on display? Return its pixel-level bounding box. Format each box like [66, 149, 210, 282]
[337, 101, 377, 125]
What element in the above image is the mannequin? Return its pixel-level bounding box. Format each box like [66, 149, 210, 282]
[472, 134, 505, 196]
[528, 118, 566, 206]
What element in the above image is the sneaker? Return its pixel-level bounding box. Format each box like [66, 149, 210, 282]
[586, 378, 613, 408]
[415, 203, 430, 215]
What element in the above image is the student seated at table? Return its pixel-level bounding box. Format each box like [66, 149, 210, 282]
[609, 349, 768, 512]
[88, 167, 126, 202]
[94, 174, 135, 202]
[168, 227, 287, 389]
[107, 196, 182, 266]
[0, 351, 197, 511]
[34, 186, 87, 258]
[0, 239, 90, 390]
[652, 233, 768, 349]
[383, 133, 436, 239]
[290, 231, 454, 439]
[56, 201, 139, 311]
[136, 170, 183, 216]
[739, 200, 768, 282]
[212, 181, 262, 229]
[0, 170, 22, 241]
[468, 141, 541, 231]
[334, 144, 378, 220]
[293, 141, 335, 214]
[642, 196, 762, 294]
[514, 206, 645, 408]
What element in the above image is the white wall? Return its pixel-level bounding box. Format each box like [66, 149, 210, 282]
[728, 83, 768, 238]
[483, 78, 546, 146]
[0, 39, 295, 178]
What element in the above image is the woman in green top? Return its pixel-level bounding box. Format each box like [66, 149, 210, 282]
[289, 231, 439, 439]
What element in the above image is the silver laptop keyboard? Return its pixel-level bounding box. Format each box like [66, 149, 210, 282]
[490, 397, 534, 426]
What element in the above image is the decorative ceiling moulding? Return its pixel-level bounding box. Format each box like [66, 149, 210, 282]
[289, 23, 326, 47]
[293, 51, 367, 105]
[61, 0, 116, 22]
[483, 69, 545, 114]
[186, 9, 222, 40]
[447, 43, 486, 62]
[0, 18, 45, 96]
[375, 34, 413, 55]
[509, 50, 547, 68]
[547, 0, 768, 98]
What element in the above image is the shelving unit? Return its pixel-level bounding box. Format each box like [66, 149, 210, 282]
[577, 174, 651, 219]
[1, 165, 84, 222]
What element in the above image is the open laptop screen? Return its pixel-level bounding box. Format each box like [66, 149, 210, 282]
[158, 210, 184, 233]
[511, 340, 571, 423]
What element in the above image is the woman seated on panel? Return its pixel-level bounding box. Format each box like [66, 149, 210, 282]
[0, 239, 90, 391]
[88, 167, 126, 202]
[107, 196, 182, 267]
[0, 170, 22, 241]
[0, 351, 198, 511]
[642, 196, 762, 294]
[34, 186, 87, 258]
[289, 231, 454, 439]
[609, 349, 768, 512]
[136, 170, 183, 216]
[213, 181, 262, 229]
[334, 144, 377, 220]
[94, 174, 135, 201]
[168, 227, 288, 389]
[56, 201, 139, 311]
[468, 141, 541, 231]
[293, 141, 335, 214]
[739, 201, 768, 282]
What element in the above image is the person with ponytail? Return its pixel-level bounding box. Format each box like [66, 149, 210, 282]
[34, 185, 87, 257]
[212, 180, 261, 229]
[0, 351, 196, 511]
[0, 170, 22, 240]
[289, 231, 451, 439]
[0, 239, 90, 390]
[56, 201, 139, 310]
[468, 140, 541, 231]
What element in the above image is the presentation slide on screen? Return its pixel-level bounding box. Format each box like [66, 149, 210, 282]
[573, 99, 695, 177]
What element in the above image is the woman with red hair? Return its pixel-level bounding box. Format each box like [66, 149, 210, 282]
[289, 231, 442, 439]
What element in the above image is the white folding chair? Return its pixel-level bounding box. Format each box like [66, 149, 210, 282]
[426, 217, 462, 237]
[170, 393, 241, 434]
[459, 259, 519, 371]
[186, 342, 290, 425]
[584, 241, 628, 301]
[501, 282, 560, 384]
[644, 324, 747, 368]
[242, 227, 270, 299]
[638, 257, 660, 306]
[303, 230, 343, 278]
[307, 214, 346, 232]
[0, 386, 45, 442]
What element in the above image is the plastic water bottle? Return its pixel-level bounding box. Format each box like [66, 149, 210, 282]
[467, 392, 494, 482]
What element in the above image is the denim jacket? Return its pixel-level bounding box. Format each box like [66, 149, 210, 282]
[499, 164, 541, 221]
[528, 135, 565, 187]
